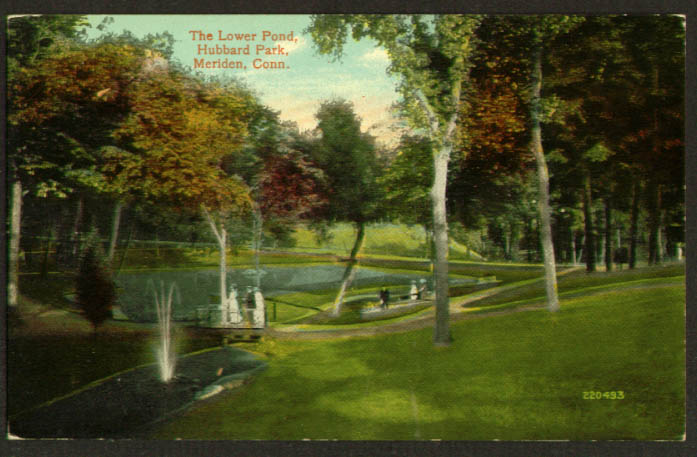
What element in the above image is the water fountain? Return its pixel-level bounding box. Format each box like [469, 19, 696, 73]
[150, 280, 180, 382]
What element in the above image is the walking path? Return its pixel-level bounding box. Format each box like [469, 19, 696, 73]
[266, 267, 685, 340]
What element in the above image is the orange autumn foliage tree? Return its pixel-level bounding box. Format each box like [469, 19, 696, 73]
[107, 72, 255, 310]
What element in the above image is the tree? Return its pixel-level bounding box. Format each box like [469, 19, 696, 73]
[379, 135, 434, 260]
[542, 15, 684, 270]
[312, 99, 382, 315]
[107, 72, 254, 317]
[619, 16, 684, 265]
[449, 25, 532, 259]
[477, 16, 583, 310]
[76, 241, 116, 333]
[308, 15, 481, 345]
[7, 16, 135, 308]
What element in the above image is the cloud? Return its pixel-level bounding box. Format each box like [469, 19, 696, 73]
[277, 34, 307, 54]
[360, 48, 389, 64]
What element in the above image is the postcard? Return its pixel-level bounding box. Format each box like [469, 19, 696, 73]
[4, 11, 688, 450]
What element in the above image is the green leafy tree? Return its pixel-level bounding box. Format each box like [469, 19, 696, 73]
[379, 135, 434, 257]
[449, 23, 532, 260]
[312, 99, 382, 315]
[308, 15, 481, 344]
[619, 16, 684, 265]
[472, 15, 583, 310]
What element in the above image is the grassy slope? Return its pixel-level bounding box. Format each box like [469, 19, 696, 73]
[151, 282, 685, 440]
[291, 223, 481, 259]
[467, 263, 685, 310]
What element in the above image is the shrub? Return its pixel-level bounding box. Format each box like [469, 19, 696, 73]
[76, 245, 116, 332]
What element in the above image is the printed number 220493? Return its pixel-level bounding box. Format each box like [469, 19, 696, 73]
[583, 391, 624, 400]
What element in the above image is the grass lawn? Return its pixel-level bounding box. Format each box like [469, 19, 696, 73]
[467, 263, 685, 310]
[150, 282, 685, 440]
[291, 222, 481, 259]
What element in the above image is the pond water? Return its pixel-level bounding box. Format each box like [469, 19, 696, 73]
[115, 264, 476, 322]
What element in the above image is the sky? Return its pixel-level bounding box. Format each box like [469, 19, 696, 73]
[85, 15, 404, 145]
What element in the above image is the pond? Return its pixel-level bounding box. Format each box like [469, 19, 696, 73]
[115, 264, 477, 322]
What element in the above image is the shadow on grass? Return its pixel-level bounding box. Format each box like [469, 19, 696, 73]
[152, 282, 684, 440]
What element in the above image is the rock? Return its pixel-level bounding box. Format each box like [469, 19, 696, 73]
[195, 384, 224, 400]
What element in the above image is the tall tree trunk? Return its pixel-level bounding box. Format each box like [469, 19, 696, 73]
[40, 220, 54, 279]
[571, 229, 577, 265]
[604, 198, 613, 272]
[582, 170, 596, 272]
[647, 181, 662, 265]
[648, 65, 662, 265]
[332, 222, 366, 316]
[202, 207, 231, 319]
[107, 200, 124, 263]
[8, 179, 23, 309]
[629, 180, 640, 268]
[431, 147, 452, 342]
[415, 83, 460, 345]
[616, 228, 621, 252]
[115, 223, 135, 277]
[252, 203, 263, 289]
[504, 225, 511, 260]
[67, 193, 85, 264]
[510, 223, 520, 262]
[530, 45, 560, 312]
[423, 223, 434, 267]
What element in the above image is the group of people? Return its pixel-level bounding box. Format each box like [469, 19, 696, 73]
[225, 284, 266, 327]
[378, 279, 428, 309]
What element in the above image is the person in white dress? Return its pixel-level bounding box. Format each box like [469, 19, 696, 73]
[252, 287, 266, 328]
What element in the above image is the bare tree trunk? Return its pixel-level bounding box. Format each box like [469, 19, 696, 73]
[432, 148, 452, 342]
[629, 180, 640, 268]
[423, 223, 434, 268]
[70, 195, 84, 264]
[510, 223, 520, 262]
[107, 200, 123, 263]
[571, 230, 577, 266]
[504, 225, 511, 260]
[582, 170, 596, 272]
[332, 222, 365, 316]
[40, 220, 54, 279]
[202, 207, 228, 316]
[252, 203, 263, 289]
[647, 181, 662, 265]
[616, 227, 621, 250]
[605, 198, 613, 272]
[8, 179, 23, 309]
[415, 83, 460, 346]
[530, 45, 559, 312]
[115, 223, 135, 277]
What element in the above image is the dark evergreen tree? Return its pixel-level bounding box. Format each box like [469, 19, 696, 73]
[76, 243, 116, 333]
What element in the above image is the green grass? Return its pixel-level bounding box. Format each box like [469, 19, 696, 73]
[11, 249, 685, 439]
[117, 248, 330, 271]
[356, 257, 543, 284]
[467, 263, 685, 310]
[291, 222, 482, 259]
[151, 283, 685, 440]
